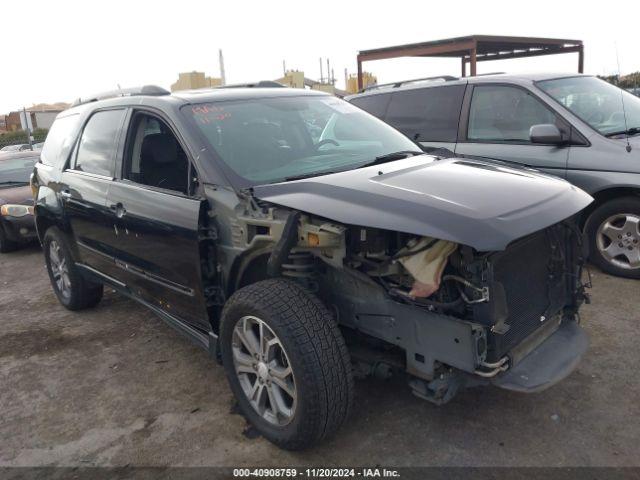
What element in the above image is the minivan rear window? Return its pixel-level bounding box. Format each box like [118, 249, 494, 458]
[349, 93, 392, 119]
[384, 85, 465, 143]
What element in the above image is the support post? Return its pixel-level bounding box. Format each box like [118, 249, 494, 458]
[578, 45, 584, 73]
[461, 57, 466, 77]
[470, 48, 477, 76]
[357, 57, 363, 91]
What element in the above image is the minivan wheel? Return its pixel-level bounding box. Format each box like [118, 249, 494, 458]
[220, 279, 353, 450]
[585, 197, 640, 279]
[43, 227, 104, 310]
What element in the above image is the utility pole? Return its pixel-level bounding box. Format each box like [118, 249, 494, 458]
[319, 57, 323, 83]
[219, 49, 226, 86]
[326, 58, 330, 84]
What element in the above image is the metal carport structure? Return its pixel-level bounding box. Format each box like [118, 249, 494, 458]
[356, 35, 584, 90]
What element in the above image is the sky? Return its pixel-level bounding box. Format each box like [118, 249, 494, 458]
[1, 0, 637, 114]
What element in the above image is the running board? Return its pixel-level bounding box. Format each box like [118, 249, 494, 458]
[76, 263, 218, 358]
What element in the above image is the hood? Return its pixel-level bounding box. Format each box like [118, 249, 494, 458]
[0, 184, 33, 206]
[253, 156, 593, 251]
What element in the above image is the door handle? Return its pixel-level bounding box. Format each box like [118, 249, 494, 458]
[110, 202, 127, 218]
[60, 189, 72, 199]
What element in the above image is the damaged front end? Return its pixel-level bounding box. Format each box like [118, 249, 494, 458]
[227, 157, 595, 404]
[250, 205, 590, 405]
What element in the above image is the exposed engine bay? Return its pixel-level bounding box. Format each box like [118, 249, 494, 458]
[290, 213, 586, 320]
[231, 202, 589, 403]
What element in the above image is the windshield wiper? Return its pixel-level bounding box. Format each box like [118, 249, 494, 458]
[284, 169, 345, 182]
[357, 150, 424, 169]
[605, 127, 640, 138]
[283, 150, 423, 182]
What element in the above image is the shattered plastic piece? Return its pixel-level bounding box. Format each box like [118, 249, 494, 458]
[398, 237, 457, 297]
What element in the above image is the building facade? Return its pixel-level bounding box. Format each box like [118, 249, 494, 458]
[171, 72, 223, 92]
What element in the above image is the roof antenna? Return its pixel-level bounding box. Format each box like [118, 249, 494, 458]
[615, 43, 632, 153]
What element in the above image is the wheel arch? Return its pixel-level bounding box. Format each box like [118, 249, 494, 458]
[35, 211, 80, 261]
[226, 247, 272, 297]
[579, 186, 640, 229]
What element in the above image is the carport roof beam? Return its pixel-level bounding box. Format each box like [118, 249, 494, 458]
[356, 35, 584, 90]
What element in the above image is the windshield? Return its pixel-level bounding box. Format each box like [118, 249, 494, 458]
[0, 156, 37, 185]
[186, 95, 419, 185]
[538, 76, 640, 137]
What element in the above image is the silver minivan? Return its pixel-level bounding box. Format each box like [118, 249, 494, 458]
[348, 74, 640, 278]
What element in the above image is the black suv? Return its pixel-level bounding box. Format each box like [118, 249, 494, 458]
[33, 85, 592, 450]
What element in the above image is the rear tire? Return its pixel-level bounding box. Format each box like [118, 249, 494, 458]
[585, 197, 640, 279]
[43, 227, 104, 310]
[220, 279, 354, 450]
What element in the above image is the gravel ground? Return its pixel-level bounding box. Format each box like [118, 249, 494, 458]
[0, 244, 639, 467]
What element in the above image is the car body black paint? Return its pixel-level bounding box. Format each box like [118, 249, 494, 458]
[254, 155, 592, 251]
[32, 87, 592, 419]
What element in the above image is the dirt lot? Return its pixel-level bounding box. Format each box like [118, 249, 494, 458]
[0, 244, 639, 467]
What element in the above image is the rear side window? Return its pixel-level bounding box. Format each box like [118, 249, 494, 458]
[40, 113, 81, 168]
[349, 93, 391, 119]
[73, 109, 126, 177]
[467, 85, 557, 142]
[384, 85, 465, 142]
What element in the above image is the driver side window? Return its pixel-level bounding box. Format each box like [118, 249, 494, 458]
[123, 113, 193, 195]
[468, 85, 557, 142]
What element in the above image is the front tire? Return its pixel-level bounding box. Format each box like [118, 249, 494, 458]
[43, 227, 104, 310]
[585, 197, 640, 279]
[220, 279, 354, 450]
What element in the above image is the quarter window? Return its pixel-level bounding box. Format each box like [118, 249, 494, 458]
[383, 85, 465, 142]
[467, 85, 556, 142]
[74, 109, 125, 176]
[40, 113, 81, 168]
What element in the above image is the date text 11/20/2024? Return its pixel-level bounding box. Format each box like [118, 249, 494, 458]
[233, 468, 400, 478]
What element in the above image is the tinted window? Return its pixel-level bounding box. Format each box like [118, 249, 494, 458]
[349, 93, 391, 119]
[468, 85, 556, 142]
[40, 113, 81, 167]
[383, 85, 465, 142]
[74, 109, 125, 176]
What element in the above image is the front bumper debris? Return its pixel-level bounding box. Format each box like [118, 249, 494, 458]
[491, 321, 589, 393]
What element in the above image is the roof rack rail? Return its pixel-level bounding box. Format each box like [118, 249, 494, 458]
[71, 85, 170, 107]
[217, 80, 286, 89]
[475, 72, 506, 76]
[361, 75, 458, 93]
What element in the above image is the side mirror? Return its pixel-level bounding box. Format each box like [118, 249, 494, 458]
[530, 124, 563, 145]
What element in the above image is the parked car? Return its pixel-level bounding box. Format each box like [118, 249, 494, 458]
[32, 85, 592, 450]
[0, 151, 39, 252]
[347, 74, 640, 279]
[1, 144, 31, 152]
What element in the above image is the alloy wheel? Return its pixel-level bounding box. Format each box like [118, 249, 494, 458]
[49, 240, 71, 299]
[596, 213, 640, 271]
[231, 315, 297, 426]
